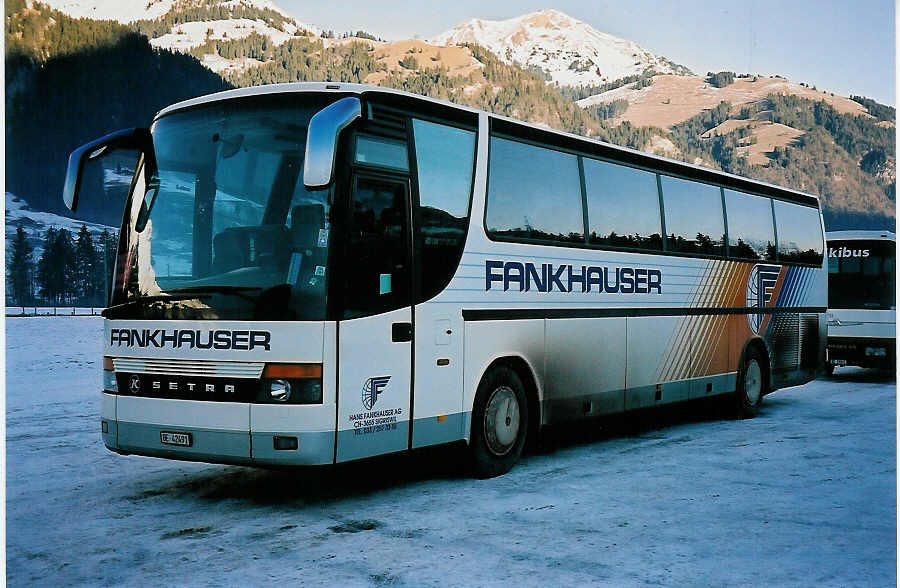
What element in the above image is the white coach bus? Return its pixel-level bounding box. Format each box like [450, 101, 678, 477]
[825, 230, 895, 374]
[64, 83, 826, 477]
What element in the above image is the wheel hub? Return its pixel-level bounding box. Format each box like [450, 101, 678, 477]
[483, 385, 520, 456]
[745, 359, 762, 405]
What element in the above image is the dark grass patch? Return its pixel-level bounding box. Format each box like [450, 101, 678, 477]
[329, 519, 381, 533]
[160, 526, 212, 539]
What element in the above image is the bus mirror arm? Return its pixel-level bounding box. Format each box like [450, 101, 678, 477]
[303, 97, 362, 190]
[63, 127, 155, 212]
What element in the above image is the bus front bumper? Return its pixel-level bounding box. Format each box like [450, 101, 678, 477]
[101, 393, 335, 466]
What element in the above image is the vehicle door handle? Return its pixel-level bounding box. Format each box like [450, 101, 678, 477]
[392, 322, 413, 342]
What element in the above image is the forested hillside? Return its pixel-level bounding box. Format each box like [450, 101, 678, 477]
[665, 94, 895, 229]
[5, 2, 230, 223]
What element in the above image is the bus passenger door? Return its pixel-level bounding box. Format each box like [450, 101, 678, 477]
[336, 174, 413, 462]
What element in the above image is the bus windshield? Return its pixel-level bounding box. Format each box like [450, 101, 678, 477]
[828, 239, 895, 310]
[109, 93, 342, 320]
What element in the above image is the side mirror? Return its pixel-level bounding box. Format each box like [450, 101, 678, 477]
[63, 127, 155, 212]
[303, 97, 362, 190]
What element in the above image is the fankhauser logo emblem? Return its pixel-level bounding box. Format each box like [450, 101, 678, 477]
[128, 374, 141, 394]
[361, 376, 391, 410]
[746, 264, 780, 334]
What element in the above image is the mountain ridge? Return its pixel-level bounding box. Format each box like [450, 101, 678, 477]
[431, 9, 692, 88]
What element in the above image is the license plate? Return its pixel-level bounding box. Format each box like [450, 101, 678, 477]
[160, 431, 192, 447]
[832, 359, 847, 366]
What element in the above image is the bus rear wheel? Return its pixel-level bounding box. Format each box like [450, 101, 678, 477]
[736, 347, 767, 419]
[470, 365, 528, 478]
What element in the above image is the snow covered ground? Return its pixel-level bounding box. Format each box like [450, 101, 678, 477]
[6, 316, 896, 586]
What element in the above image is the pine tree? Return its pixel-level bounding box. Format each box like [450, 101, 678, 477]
[36, 226, 59, 303]
[7, 226, 34, 305]
[53, 229, 78, 305]
[74, 225, 97, 304]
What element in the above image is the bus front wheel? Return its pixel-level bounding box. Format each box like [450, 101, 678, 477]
[470, 365, 528, 478]
[736, 347, 767, 419]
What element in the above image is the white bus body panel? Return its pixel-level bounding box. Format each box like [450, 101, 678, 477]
[336, 308, 411, 462]
[545, 318, 626, 418]
[411, 302, 465, 448]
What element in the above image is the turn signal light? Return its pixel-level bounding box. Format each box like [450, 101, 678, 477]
[263, 363, 322, 379]
[102, 356, 117, 393]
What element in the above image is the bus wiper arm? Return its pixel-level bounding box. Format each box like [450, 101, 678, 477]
[167, 285, 263, 304]
[101, 293, 212, 318]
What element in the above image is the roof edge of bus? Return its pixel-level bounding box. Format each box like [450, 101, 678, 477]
[826, 230, 896, 241]
[155, 82, 821, 205]
[154, 82, 482, 120]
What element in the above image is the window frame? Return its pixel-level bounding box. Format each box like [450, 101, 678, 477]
[483, 133, 587, 246]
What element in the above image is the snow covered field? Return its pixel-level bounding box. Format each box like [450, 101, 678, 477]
[6, 316, 896, 586]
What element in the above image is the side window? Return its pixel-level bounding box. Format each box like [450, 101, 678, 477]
[412, 119, 476, 301]
[583, 158, 663, 251]
[486, 137, 583, 244]
[354, 135, 409, 171]
[724, 189, 776, 261]
[660, 175, 725, 255]
[773, 200, 824, 264]
[342, 176, 411, 319]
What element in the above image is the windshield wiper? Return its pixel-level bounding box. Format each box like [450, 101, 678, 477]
[167, 285, 263, 304]
[101, 293, 211, 318]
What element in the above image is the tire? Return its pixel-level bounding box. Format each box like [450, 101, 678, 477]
[823, 363, 835, 377]
[736, 346, 768, 419]
[470, 365, 529, 478]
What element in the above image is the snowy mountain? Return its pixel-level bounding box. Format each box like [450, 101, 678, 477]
[431, 9, 691, 88]
[36, 0, 318, 72]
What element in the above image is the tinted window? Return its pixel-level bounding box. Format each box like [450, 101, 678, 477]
[583, 158, 662, 251]
[724, 189, 776, 261]
[486, 137, 583, 244]
[355, 135, 409, 171]
[660, 175, 725, 255]
[773, 200, 823, 264]
[828, 239, 895, 309]
[412, 119, 475, 301]
[342, 176, 410, 319]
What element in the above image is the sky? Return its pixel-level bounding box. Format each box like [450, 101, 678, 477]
[279, 0, 896, 105]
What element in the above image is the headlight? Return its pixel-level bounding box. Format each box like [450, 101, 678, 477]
[268, 379, 292, 402]
[256, 363, 324, 404]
